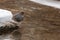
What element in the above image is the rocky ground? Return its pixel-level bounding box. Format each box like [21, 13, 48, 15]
[0, 0, 60, 40]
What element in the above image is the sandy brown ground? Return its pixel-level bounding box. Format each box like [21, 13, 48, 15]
[0, 0, 60, 40]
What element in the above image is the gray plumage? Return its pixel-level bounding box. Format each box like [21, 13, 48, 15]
[13, 12, 24, 22]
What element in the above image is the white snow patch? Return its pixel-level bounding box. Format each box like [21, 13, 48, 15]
[0, 9, 13, 26]
[30, 0, 60, 9]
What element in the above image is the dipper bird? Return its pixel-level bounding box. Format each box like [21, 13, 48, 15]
[0, 8, 25, 40]
[13, 12, 24, 22]
[0, 9, 24, 35]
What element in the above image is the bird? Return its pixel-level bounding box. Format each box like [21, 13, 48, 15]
[0, 9, 24, 40]
[0, 9, 24, 35]
[13, 12, 24, 22]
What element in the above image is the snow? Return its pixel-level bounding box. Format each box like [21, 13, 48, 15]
[0, 9, 13, 26]
[30, 0, 60, 9]
[0, 9, 13, 22]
